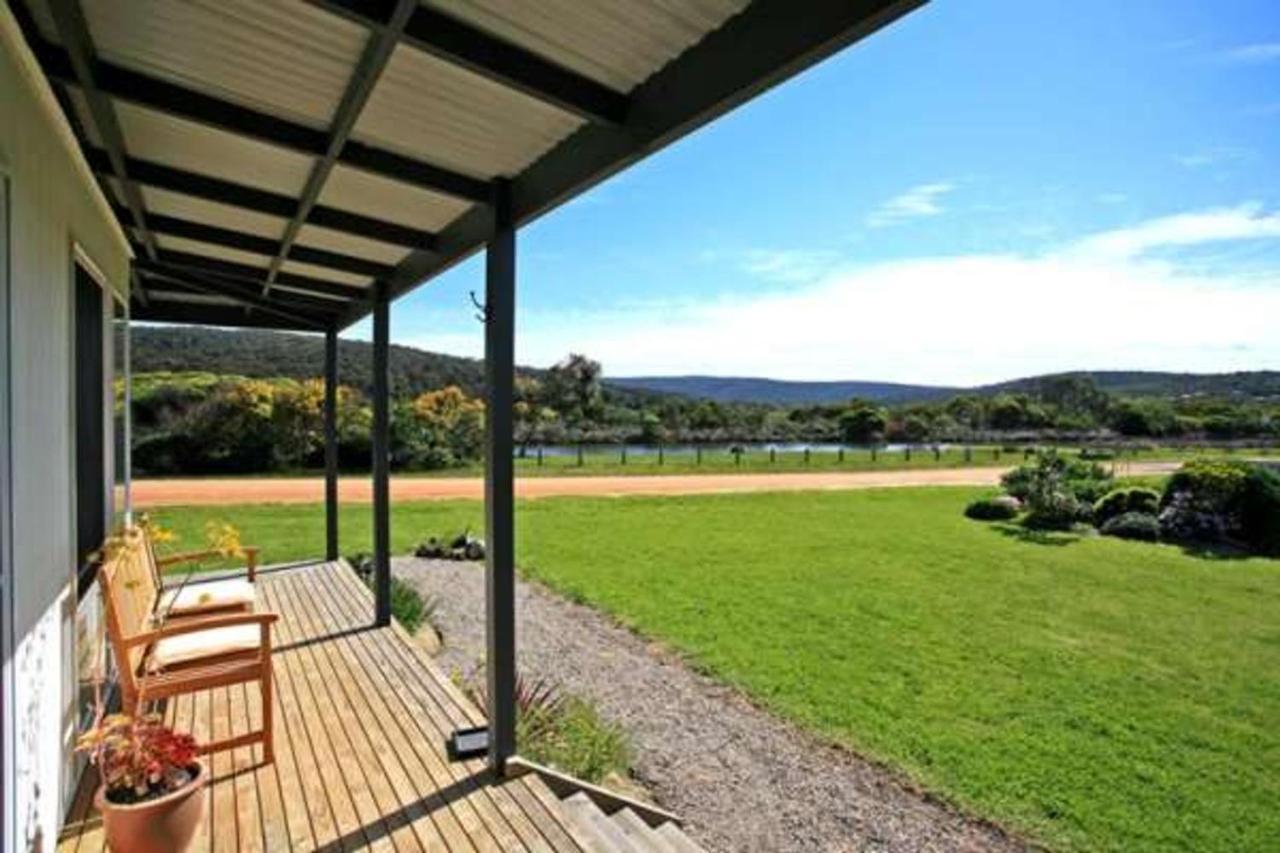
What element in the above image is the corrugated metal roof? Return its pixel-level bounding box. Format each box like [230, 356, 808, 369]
[114, 100, 314, 196]
[430, 0, 750, 92]
[80, 0, 365, 129]
[354, 43, 585, 180]
[319, 163, 473, 231]
[155, 234, 272, 269]
[279, 259, 371, 287]
[295, 223, 411, 264]
[137, 187, 288, 240]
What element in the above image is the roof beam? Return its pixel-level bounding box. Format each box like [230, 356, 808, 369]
[344, 0, 925, 326]
[147, 248, 369, 303]
[134, 261, 357, 314]
[265, 0, 416, 295]
[34, 38, 491, 203]
[132, 267, 330, 329]
[113, 206, 393, 278]
[130, 300, 326, 332]
[309, 0, 630, 124]
[44, 0, 158, 260]
[82, 147, 438, 251]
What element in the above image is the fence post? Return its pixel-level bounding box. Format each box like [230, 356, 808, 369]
[964, 446, 972, 463]
[577, 443, 584, 467]
[934, 446, 941, 462]
[871, 446, 877, 462]
[993, 447, 999, 460]
[770, 447, 776, 464]
[838, 447, 845, 463]
[620, 445, 626, 465]
[696, 446, 702, 465]
[905, 446, 911, 462]
[537, 447, 543, 467]
[804, 447, 811, 465]
[658, 445, 664, 466]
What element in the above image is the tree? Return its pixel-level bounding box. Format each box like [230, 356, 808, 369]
[838, 399, 887, 444]
[543, 354, 603, 435]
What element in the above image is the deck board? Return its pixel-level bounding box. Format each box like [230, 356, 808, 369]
[58, 561, 589, 852]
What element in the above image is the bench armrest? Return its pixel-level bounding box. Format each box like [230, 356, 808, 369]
[127, 611, 278, 648]
[157, 545, 259, 581]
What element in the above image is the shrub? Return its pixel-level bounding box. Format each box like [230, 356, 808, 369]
[965, 496, 1020, 521]
[1093, 487, 1160, 527]
[1158, 458, 1252, 547]
[1023, 492, 1084, 531]
[1100, 512, 1160, 542]
[1079, 447, 1116, 461]
[1002, 451, 1112, 503]
[1240, 466, 1280, 556]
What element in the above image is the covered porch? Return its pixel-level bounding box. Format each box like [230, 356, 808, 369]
[59, 560, 697, 852]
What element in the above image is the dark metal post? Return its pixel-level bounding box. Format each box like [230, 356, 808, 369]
[372, 282, 391, 626]
[324, 327, 340, 562]
[484, 179, 517, 773]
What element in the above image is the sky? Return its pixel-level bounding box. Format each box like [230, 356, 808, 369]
[354, 0, 1280, 387]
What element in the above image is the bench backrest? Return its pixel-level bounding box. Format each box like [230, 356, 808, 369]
[99, 527, 160, 686]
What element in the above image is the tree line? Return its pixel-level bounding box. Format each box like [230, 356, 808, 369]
[127, 359, 1279, 475]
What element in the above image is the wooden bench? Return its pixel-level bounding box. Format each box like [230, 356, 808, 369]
[101, 527, 277, 761]
[142, 527, 260, 617]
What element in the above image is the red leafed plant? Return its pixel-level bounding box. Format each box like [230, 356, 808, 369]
[76, 712, 199, 804]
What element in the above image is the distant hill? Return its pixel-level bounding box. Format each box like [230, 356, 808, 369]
[981, 371, 1280, 400]
[610, 375, 957, 405]
[129, 325, 493, 398]
[614, 371, 1280, 404]
[130, 326, 1280, 405]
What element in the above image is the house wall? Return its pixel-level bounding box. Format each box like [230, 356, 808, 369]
[0, 6, 131, 851]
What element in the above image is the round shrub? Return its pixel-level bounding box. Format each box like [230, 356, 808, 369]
[1101, 511, 1160, 542]
[964, 496, 1020, 521]
[1240, 466, 1280, 556]
[1022, 492, 1084, 531]
[1093, 487, 1161, 527]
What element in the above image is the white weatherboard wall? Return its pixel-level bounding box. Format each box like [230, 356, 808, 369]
[1, 7, 131, 851]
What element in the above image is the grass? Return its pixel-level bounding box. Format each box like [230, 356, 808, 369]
[148, 489, 1280, 851]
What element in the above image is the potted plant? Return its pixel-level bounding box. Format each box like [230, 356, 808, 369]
[76, 711, 206, 853]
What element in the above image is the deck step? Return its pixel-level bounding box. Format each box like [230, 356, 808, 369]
[654, 821, 705, 853]
[612, 806, 678, 853]
[559, 791, 707, 852]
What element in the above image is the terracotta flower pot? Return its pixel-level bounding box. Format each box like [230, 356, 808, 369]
[95, 761, 207, 853]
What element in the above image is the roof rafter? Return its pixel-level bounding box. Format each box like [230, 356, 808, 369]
[308, 0, 630, 124]
[113, 206, 392, 278]
[132, 265, 331, 329]
[33, 37, 491, 203]
[82, 147, 438, 251]
[148, 248, 369, 303]
[44, 0, 158, 260]
[265, 0, 416, 296]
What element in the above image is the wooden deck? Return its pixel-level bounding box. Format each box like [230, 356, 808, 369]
[58, 560, 596, 852]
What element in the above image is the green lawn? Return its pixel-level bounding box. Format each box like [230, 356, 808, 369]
[150, 489, 1280, 852]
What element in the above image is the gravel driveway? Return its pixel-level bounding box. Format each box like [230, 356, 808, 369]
[396, 557, 1026, 853]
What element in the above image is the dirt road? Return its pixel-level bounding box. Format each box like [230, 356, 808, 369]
[130, 462, 1180, 506]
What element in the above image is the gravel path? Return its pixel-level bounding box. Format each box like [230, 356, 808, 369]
[396, 557, 1026, 853]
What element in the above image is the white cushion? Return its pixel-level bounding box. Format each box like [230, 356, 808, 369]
[148, 624, 261, 671]
[158, 579, 255, 615]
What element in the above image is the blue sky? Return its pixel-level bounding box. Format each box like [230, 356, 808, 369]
[357, 0, 1280, 386]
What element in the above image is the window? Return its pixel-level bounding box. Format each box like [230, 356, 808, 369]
[73, 262, 105, 598]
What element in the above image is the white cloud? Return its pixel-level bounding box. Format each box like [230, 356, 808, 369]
[504, 205, 1280, 385]
[738, 249, 841, 283]
[1222, 42, 1280, 63]
[866, 181, 955, 227]
[1068, 204, 1280, 260]
[1174, 146, 1250, 168]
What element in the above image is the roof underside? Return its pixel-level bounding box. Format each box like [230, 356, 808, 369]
[13, 0, 923, 331]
